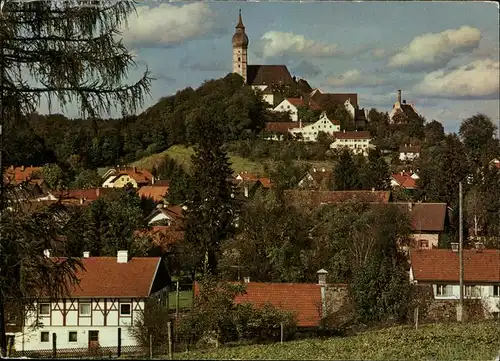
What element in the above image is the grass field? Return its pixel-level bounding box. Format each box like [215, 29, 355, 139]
[174, 321, 500, 360]
[131, 145, 334, 176]
[168, 290, 193, 310]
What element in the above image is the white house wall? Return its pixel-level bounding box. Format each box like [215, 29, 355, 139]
[274, 100, 299, 122]
[431, 284, 500, 314]
[148, 212, 172, 225]
[15, 298, 145, 351]
[289, 116, 340, 142]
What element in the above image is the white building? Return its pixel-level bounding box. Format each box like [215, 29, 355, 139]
[273, 98, 305, 122]
[399, 144, 421, 162]
[289, 112, 341, 141]
[329, 130, 374, 156]
[410, 248, 500, 318]
[12, 251, 168, 352]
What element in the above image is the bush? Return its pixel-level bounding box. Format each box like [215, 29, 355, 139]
[130, 297, 171, 350]
[177, 277, 298, 348]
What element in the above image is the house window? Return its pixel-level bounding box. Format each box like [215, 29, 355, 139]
[418, 240, 429, 249]
[238, 57, 240, 61]
[39, 303, 50, 315]
[493, 285, 499, 297]
[41, 332, 49, 343]
[68, 332, 77, 342]
[79, 303, 91, 316]
[120, 303, 131, 316]
[465, 285, 481, 298]
[436, 284, 452, 297]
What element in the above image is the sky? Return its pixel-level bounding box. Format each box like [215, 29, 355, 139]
[37, 0, 499, 133]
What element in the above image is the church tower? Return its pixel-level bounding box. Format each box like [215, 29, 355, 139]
[232, 10, 249, 84]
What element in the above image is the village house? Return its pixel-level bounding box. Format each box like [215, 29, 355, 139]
[390, 171, 419, 190]
[289, 112, 340, 141]
[395, 202, 448, 249]
[195, 270, 349, 328]
[34, 187, 114, 205]
[233, 172, 271, 197]
[102, 167, 153, 188]
[410, 247, 500, 320]
[273, 98, 304, 122]
[399, 144, 421, 162]
[12, 251, 169, 352]
[283, 190, 392, 209]
[389, 90, 419, 123]
[329, 130, 374, 156]
[146, 204, 184, 226]
[297, 168, 333, 190]
[137, 183, 170, 203]
[309, 89, 367, 128]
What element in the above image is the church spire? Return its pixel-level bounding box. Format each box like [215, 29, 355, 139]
[236, 9, 244, 29]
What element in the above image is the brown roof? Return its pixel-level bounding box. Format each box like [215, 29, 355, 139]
[394, 203, 447, 232]
[284, 190, 391, 208]
[138, 185, 169, 202]
[258, 177, 271, 188]
[400, 103, 418, 117]
[53, 188, 113, 202]
[333, 131, 372, 140]
[411, 249, 500, 283]
[60, 256, 161, 297]
[287, 98, 305, 107]
[194, 282, 323, 327]
[236, 172, 259, 181]
[4, 166, 42, 184]
[300, 169, 333, 188]
[399, 145, 421, 153]
[391, 174, 417, 189]
[247, 65, 295, 86]
[265, 122, 298, 134]
[311, 92, 358, 109]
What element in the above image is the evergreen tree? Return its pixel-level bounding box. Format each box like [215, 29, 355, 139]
[182, 97, 237, 275]
[360, 148, 391, 190]
[333, 148, 360, 190]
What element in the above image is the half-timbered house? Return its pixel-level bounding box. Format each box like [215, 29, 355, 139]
[13, 250, 169, 351]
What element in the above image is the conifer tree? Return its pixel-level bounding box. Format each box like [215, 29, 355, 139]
[333, 148, 360, 191]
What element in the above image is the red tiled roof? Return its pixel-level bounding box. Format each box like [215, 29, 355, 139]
[53, 188, 113, 201]
[308, 99, 322, 111]
[63, 257, 161, 297]
[287, 98, 305, 107]
[4, 166, 42, 184]
[237, 172, 259, 181]
[138, 185, 169, 202]
[265, 122, 298, 134]
[194, 282, 323, 327]
[391, 174, 417, 189]
[411, 249, 500, 283]
[258, 177, 272, 188]
[284, 190, 391, 207]
[333, 131, 372, 140]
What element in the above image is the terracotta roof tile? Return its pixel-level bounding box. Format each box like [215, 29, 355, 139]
[391, 174, 416, 189]
[138, 185, 169, 202]
[194, 282, 323, 327]
[411, 249, 500, 283]
[393, 202, 447, 232]
[62, 257, 161, 297]
[284, 190, 391, 207]
[287, 98, 305, 107]
[4, 166, 42, 184]
[53, 188, 113, 202]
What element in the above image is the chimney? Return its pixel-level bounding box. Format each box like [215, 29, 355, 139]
[133, 167, 137, 173]
[83, 251, 90, 258]
[321, 168, 325, 172]
[371, 188, 375, 192]
[117, 250, 128, 263]
[244, 185, 249, 198]
[152, 176, 155, 185]
[451, 242, 459, 252]
[243, 277, 250, 283]
[313, 168, 317, 173]
[43, 249, 51, 258]
[403, 100, 406, 104]
[21, 165, 25, 171]
[80, 198, 84, 205]
[397, 90, 401, 103]
[96, 188, 100, 198]
[317, 269, 328, 286]
[408, 202, 413, 212]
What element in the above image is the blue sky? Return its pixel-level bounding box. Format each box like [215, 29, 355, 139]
[38, 1, 499, 133]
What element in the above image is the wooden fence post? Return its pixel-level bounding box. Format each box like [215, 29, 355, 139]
[52, 333, 57, 358]
[117, 327, 122, 357]
[167, 321, 172, 360]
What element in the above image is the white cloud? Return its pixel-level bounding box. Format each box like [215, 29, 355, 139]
[413, 58, 499, 99]
[259, 31, 341, 58]
[121, 3, 216, 46]
[325, 69, 387, 87]
[389, 26, 481, 70]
